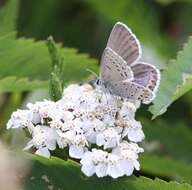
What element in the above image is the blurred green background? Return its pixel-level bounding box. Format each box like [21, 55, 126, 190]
[0, 0, 192, 188]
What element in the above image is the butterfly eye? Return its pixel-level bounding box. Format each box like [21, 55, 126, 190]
[96, 79, 100, 85]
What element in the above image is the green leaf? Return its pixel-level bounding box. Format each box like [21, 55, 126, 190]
[141, 153, 192, 183]
[24, 153, 192, 190]
[46, 36, 62, 69]
[0, 77, 47, 92]
[0, 0, 19, 36]
[86, 0, 157, 42]
[47, 36, 64, 101]
[149, 37, 192, 119]
[0, 92, 22, 130]
[172, 77, 192, 101]
[156, 0, 192, 5]
[142, 119, 192, 163]
[49, 72, 63, 101]
[0, 32, 98, 92]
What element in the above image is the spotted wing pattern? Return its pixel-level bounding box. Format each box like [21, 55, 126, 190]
[107, 81, 154, 104]
[131, 62, 160, 93]
[100, 47, 133, 83]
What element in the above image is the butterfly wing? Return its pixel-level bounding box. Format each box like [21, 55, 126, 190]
[100, 47, 133, 83]
[131, 62, 160, 93]
[100, 22, 160, 104]
[107, 81, 155, 104]
[107, 22, 141, 65]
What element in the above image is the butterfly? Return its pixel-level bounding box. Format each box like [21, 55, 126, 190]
[98, 22, 160, 104]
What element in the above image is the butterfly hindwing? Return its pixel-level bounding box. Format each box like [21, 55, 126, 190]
[131, 62, 160, 93]
[107, 22, 141, 65]
[107, 81, 155, 104]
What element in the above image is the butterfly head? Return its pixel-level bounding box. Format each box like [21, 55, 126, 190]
[88, 79, 101, 87]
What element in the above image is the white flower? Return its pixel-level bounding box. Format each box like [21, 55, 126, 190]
[6, 110, 34, 132]
[48, 111, 74, 130]
[24, 125, 57, 158]
[102, 114, 115, 126]
[69, 145, 88, 159]
[80, 149, 108, 177]
[116, 141, 144, 154]
[27, 100, 56, 122]
[62, 84, 94, 107]
[106, 154, 123, 178]
[57, 99, 77, 112]
[62, 111, 74, 121]
[56, 130, 70, 149]
[80, 148, 136, 178]
[49, 118, 64, 129]
[112, 141, 144, 173]
[56, 126, 88, 159]
[63, 84, 86, 98]
[74, 118, 105, 144]
[61, 120, 75, 131]
[96, 128, 120, 149]
[122, 120, 145, 142]
[68, 127, 88, 159]
[102, 105, 119, 126]
[7, 83, 146, 178]
[119, 101, 136, 119]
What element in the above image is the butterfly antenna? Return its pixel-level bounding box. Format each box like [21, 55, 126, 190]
[86, 69, 99, 78]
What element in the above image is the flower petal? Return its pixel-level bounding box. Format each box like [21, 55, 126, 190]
[81, 163, 95, 177]
[69, 145, 84, 159]
[35, 147, 50, 158]
[96, 134, 105, 147]
[128, 129, 145, 142]
[119, 160, 134, 176]
[107, 164, 123, 179]
[95, 164, 107, 177]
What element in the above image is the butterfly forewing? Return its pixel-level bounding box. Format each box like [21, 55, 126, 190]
[107, 22, 141, 65]
[100, 47, 133, 83]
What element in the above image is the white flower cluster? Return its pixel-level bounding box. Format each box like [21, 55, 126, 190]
[7, 84, 144, 178]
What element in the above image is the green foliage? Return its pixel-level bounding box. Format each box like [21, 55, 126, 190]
[0, 32, 98, 93]
[86, 0, 157, 41]
[141, 153, 192, 183]
[24, 153, 192, 190]
[49, 72, 63, 101]
[0, 0, 98, 93]
[47, 37, 64, 101]
[150, 37, 192, 118]
[156, 0, 192, 4]
[17, 0, 176, 59]
[0, 93, 22, 130]
[85, 0, 174, 58]
[172, 78, 192, 101]
[142, 119, 192, 163]
[0, 0, 19, 36]
[0, 77, 46, 92]
[17, 0, 101, 56]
